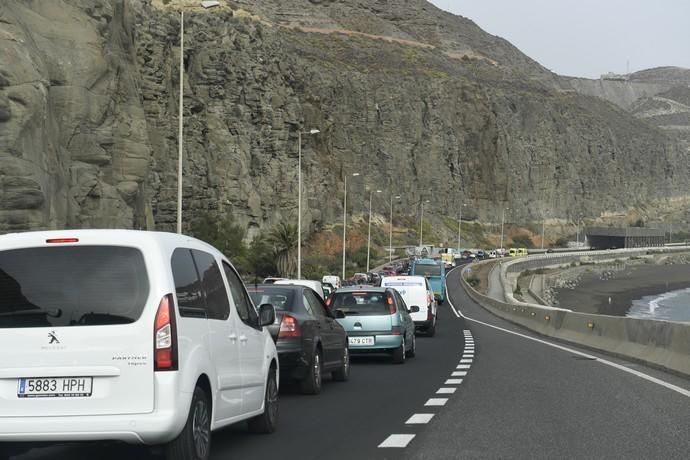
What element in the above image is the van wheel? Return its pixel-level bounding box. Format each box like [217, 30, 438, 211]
[332, 346, 350, 381]
[300, 349, 323, 394]
[248, 368, 278, 434]
[165, 386, 211, 460]
[392, 337, 406, 364]
[427, 319, 436, 337]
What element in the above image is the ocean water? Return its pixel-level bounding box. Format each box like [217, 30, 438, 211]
[627, 288, 690, 322]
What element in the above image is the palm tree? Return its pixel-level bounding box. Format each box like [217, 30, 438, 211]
[268, 222, 298, 277]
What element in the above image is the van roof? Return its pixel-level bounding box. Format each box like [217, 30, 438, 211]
[0, 229, 218, 255]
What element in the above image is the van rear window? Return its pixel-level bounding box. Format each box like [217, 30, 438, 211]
[0, 246, 149, 328]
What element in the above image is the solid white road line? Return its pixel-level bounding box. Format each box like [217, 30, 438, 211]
[459, 309, 690, 399]
[445, 378, 464, 384]
[406, 413, 435, 424]
[425, 398, 449, 406]
[450, 306, 460, 318]
[378, 434, 416, 448]
[437, 387, 457, 394]
[452, 371, 468, 377]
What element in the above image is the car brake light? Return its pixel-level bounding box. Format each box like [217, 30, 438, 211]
[278, 314, 301, 338]
[154, 294, 178, 371]
[325, 297, 332, 307]
[46, 238, 79, 244]
[391, 326, 402, 335]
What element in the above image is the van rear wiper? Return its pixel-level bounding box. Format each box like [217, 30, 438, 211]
[0, 308, 62, 318]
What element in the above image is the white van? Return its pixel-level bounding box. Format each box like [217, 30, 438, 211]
[380, 276, 438, 336]
[274, 279, 325, 299]
[0, 230, 279, 460]
[321, 275, 341, 289]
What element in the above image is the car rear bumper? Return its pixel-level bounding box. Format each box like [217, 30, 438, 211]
[276, 344, 310, 381]
[0, 374, 189, 445]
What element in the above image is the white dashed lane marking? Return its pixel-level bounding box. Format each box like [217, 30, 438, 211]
[379, 318, 476, 449]
[436, 387, 457, 394]
[424, 398, 449, 407]
[378, 434, 416, 448]
[406, 413, 435, 424]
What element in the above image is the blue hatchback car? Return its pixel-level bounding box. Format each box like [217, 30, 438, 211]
[327, 287, 418, 364]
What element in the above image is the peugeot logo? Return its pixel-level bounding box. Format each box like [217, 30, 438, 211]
[48, 331, 60, 344]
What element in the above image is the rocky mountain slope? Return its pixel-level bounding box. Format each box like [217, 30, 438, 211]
[1, 0, 688, 241]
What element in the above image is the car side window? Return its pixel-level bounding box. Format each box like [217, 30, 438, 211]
[302, 293, 315, 317]
[171, 248, 206, 318]
[222, 261, 259, 327]
[395, 291, 408, 314]
[305, 290, 328, 318]
[191, 250, 230, 321]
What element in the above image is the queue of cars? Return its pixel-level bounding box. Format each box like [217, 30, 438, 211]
[0, 231, 447, 460]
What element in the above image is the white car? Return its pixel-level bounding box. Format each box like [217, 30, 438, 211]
[0, 230, 279, 460]
[274, 279, 325, 299]
[380, 276, 438, 336]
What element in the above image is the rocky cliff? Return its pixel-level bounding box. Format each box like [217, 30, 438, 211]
[1, 0, 688, 240]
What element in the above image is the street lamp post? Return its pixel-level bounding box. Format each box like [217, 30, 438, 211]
[389, 194, 401, 263]
[457, 203, 467, 253]
[366, 189, 382, 272]
[541, 212, 547, 250]
[500, 207, 509, 254]
[420, 199, 430, 248]
[297, 128, 320, 279]
[176, 11, 185, 234]
[342, 173, 360, 280]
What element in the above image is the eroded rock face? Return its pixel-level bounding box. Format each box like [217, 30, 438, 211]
[0, 0, 151, 232]
[0, 0, 688, 237]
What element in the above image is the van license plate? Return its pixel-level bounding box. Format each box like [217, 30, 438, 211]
[17, 377, 93, 398]
[348, 336, 374, 346]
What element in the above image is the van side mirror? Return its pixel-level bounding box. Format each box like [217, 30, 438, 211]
[334, 309, 346, 319]
[408, 305, 420, 313]
[258, 303, 276, 327]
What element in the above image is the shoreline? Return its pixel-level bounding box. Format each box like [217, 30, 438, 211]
[552, 264, 690, 316]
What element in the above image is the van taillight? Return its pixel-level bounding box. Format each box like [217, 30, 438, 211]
[278, 314, 301, 338]
[154, 294, 178, 371]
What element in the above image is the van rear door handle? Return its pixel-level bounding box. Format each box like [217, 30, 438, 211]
[228, 333, 238, 342]
[239, 335, 248, 343]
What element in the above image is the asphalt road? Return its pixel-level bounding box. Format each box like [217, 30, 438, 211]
[13, 266, 690, 459]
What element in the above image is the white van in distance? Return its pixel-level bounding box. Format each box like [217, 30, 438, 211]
[380, 275, 438, 336]
[0, 230, 279, 460]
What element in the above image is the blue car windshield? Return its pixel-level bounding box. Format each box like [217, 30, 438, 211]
[414, 264, 442, 276]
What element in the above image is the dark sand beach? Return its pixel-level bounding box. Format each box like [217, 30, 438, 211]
[553, 264, 690, 316]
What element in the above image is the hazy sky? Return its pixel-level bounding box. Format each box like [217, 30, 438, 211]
[429, 0, 690, 78]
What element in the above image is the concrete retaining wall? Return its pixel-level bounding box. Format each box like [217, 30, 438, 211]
[460, 249, 690, 377]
